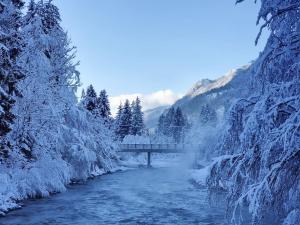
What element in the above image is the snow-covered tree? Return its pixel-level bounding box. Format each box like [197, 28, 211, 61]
[114, 99, 135, 140]
[120, 100, 132, 138]
[11, 0, 79, 158]
[172, 107, 186, 143]
[207, 1, 300, 224]
[97, 89, 111, 120]
[0, 0, 119, 213]
[199, 104, 217, 125]
[114, 103, 123, 139]
[156, 107, 188, 143]
[164, 107, 175, 136]
[130, 97, 145, 136]
[0, 0, 24, 157]
[82, 85, 97, 114]
[157, 114, 166, 134]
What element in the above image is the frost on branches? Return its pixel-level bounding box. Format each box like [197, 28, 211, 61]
[0, 0, 118, 214]
[207, 1, 300, 224]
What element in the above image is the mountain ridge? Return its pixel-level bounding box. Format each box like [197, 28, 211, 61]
[144, 64, 253, 129]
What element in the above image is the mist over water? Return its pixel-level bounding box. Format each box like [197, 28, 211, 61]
[0, 159, 237, 225]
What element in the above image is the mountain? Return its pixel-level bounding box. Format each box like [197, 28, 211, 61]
[144, 105, 170, 131]
[173, 65, 252, 123]
[186, 69, 238, 98]
[144, 64, 253, 130]
[186, 79, 214, 97]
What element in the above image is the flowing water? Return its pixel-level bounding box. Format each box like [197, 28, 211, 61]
[0, 165, 244, 225]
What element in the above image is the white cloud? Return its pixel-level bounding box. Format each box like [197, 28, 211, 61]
[109, 89, 183, 116]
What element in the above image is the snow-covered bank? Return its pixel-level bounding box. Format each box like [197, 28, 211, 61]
[0, 94, 124, 214]
[0, 158, 122, 215]
[0, 151, 205, 215]
[189, 166, 210, 188]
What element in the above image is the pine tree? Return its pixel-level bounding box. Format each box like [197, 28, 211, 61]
[114, 103, 123, 139]
[199, 104, 217, 125]
[131, 97, 145, 136]
[0, 0, 25, 157]
[117, 99, 132, 140]
[172, 107, 186, 143]
[156, 107, 188, 143]
[83, 85, 97, 113]
[164, 107, 175, 136]
[157, 114, 166, 134]
[97, 89, 111, 119]
[131, 99, 135, 112]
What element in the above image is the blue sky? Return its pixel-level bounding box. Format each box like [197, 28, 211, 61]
[55, 0, 268, 112]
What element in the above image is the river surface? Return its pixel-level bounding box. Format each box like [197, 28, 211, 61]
[0, 165, 242, 225]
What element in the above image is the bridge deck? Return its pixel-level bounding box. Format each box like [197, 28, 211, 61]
[119, 144, 200, 167]
[119, 144, 199, 153]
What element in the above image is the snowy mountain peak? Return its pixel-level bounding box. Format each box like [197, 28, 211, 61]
[187, 79, 213, 96]
[196, 79, 213, 86]
[186, 66, 249, 98]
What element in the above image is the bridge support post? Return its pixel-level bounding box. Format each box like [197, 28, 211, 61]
[147, 152, 151, 168]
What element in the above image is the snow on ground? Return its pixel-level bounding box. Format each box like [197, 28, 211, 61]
[189, 166, 210, 187]
[0, 160, 124, 216]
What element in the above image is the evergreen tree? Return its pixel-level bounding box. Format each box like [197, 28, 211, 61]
[164, 107, 175, 136]
[199, 104, 217, 125]
[0, 0, 25, 157]
[117, 99, 132, 140]
[83, 85, 97, 113]
[157, 114, 166, 134]
[131, 99, 135, 112]
[114, 103, 123, 139]
[156, 107, 188, 143]
[172, 107, 186, 143]
[157, 107, 190, 143]
[12, 0, 80, 158]
[131, 97, 145, 136]
[40, 0, 80, 108]
[97, 89, 111, 119]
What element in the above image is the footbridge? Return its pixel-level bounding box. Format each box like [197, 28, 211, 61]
[119, 144, 200, 167]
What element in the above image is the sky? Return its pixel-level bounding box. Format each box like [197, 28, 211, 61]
[55, 0, 268, 114]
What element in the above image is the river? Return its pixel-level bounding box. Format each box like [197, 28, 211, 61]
[0, 164, 244, 225]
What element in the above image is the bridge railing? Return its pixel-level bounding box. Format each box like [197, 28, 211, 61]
[119, 144, 200, 150]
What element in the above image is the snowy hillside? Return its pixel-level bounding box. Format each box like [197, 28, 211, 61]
[146, 64, 253, 130]
[144, 105, 170, 131]
[186, 67, 247, 98]
[174, 65, 252, 122]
